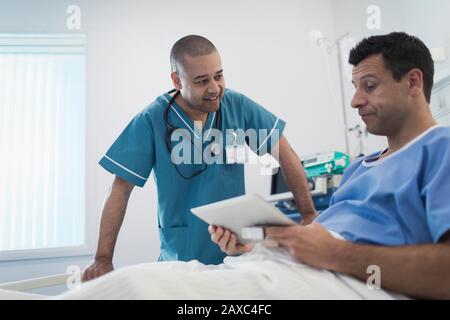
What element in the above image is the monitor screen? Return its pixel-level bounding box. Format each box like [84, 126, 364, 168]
[271, 170, 290, 195]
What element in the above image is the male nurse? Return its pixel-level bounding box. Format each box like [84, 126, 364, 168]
[82, 35, 316, 281]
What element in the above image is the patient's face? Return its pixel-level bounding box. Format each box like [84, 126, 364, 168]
[351, 54, 410, 136]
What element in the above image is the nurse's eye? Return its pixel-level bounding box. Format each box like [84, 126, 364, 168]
[214, 74, 223, 81]
[195, 79, 209, 85]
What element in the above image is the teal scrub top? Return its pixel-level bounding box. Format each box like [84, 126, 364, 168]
[99, 88, 286, 264]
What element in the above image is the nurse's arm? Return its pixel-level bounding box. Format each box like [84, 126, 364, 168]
[270, 136, 317, 224]
[82, 175, 135, 282]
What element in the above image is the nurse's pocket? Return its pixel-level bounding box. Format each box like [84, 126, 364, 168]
[158, 226, 188, 261]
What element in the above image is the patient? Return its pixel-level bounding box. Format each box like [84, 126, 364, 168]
[211, 32, 450, 300]
[52, 32, 449, 300]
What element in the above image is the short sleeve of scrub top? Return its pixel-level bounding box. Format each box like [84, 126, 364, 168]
[239, 93, 286, 155]
[99, 112, 154, 187]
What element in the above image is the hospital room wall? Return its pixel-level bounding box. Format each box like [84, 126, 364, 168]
[0, 0, 345, 285]
[331, 0, 450, 156]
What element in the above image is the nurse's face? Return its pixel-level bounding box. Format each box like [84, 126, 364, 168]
[172, 51, 225, 114]
[351, 54, 410, 136]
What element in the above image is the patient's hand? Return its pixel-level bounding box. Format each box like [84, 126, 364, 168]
[82, 258, 114, 282]
[265, 223, 343, 270]
[208, 225, 254, 256]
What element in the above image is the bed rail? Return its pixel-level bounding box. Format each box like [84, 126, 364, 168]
[0, 273, 74, 292]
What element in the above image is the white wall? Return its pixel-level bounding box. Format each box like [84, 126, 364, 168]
[0, 0, 346, 288]
[331, 0, 450, 156]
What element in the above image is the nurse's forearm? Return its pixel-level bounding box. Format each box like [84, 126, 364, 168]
[95, 176, 135, 261]
[274, 136, 316, 217]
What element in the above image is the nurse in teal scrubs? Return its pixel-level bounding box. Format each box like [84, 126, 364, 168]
[82, 35, 316, 282]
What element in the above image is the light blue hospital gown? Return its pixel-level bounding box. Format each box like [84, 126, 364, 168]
[317, 126, 450, 245]
[99, 88, 285, 264]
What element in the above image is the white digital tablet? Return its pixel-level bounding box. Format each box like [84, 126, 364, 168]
[191, 194, 296, 244]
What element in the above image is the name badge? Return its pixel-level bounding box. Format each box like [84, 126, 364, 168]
[226, 144, 248, 164]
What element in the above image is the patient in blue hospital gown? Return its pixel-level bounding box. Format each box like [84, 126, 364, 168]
[316, 125, 450, 246]
[53, 125, 450, 300]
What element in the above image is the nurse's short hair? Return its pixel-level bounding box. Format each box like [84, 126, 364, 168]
[349, 32, 434, 103]
[170, 35, 217, 73]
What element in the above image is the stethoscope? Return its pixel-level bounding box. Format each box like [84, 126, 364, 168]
[164, 89, 222, 179]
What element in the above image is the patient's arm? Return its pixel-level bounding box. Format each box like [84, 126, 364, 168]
[270, 136, 318, 225]
[333, 232, 450, 299]
[265, 224, 450, 299]
[83, 175, 135, 282]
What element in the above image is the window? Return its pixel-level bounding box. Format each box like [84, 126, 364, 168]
[431, 74, 450, 127]
[0, 34, 86, 259]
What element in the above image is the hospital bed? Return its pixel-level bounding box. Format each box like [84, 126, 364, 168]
[0, 246, 409, 300]
[0, 273, 71, 299]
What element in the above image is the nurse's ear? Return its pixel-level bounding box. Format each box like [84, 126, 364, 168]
[171, 71, 182, 90]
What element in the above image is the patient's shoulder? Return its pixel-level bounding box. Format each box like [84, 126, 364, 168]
[424, 126, 450, 142]
[421, 126, 450, 156]
[428, 126, 450, 138]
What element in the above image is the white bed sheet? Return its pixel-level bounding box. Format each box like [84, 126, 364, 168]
[25, 245, 405, 300]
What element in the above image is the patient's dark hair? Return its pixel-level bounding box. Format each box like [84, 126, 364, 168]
[349, 32, 434, 103]
[170, 35, 217, 72]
